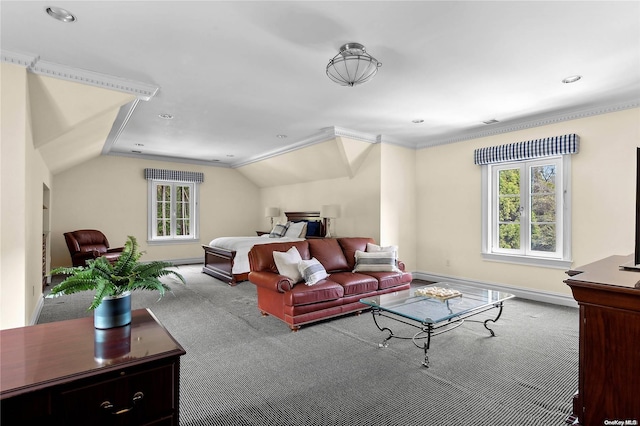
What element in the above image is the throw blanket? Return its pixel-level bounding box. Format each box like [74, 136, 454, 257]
[209, 235, 304, 274]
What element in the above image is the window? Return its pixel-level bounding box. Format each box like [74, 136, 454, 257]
[148, 179, 199, 243]
[482, 156, 572, 268]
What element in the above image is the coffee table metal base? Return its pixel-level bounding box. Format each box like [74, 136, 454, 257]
[370, 301, 505, 367]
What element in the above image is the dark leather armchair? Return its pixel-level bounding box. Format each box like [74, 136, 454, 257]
[63, 230, 124, 267]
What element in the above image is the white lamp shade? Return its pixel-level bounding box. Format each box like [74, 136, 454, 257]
[321, 205, 340, 219]
[265, 207, 280, 218]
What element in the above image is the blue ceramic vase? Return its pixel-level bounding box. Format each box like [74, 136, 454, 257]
[94, 291, 132, 329]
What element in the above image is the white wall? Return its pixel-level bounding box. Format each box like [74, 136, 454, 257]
[416, 108, 639, 297]
[51, 155, 261, 267]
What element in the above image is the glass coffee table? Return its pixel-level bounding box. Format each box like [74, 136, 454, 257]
[360, 282, 514, 367]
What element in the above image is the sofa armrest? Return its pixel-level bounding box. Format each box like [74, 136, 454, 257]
[107, 246, 124, 253]
[398, 261, 406, 272]
[249, 271, 294, 293]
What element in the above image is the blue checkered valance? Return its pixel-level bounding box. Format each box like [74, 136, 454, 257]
[473, 134, 579, 165]
[144, 168, 204, 183]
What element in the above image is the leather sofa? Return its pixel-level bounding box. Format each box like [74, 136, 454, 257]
[64, 229, 124, 267]
[248, 237, 412, 330]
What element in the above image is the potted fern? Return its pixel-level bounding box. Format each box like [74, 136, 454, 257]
[48, 235, 185, 329]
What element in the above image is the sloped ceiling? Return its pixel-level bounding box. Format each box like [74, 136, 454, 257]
[27, 73, 134, 174]
[237, 137, 374, 187]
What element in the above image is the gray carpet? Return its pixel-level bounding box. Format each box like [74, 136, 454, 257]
[39, 264, 579, 425]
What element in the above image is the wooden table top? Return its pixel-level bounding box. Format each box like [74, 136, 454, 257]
[1, 309, 185, 399]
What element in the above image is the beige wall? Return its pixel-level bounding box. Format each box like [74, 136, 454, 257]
[260, 142, 383, 241]
[416, 108, 639, 296]
[51, 155, 261, 267]
[1, 64, 54, 329]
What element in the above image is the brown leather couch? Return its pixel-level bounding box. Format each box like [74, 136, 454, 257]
[64, 230, 124, 267]
[248, 237, 412, 330]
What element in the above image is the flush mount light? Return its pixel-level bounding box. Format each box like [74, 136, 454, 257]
[45, 6, 77, 22]
[483, 119, 499, 125]
[562, 75, 582, 84]
[326, 43, 381, 87]
[158, 113, 173, 119]
[412, 119, 424, 124]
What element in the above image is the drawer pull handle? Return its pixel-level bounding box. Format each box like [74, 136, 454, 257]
[100, 392, 144, 415]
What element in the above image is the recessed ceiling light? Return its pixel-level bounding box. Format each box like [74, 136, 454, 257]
[45, 7, 77, 22]
[226, 154, 235, 158]
[158, 113, 173, 120]
[483, 119, 499, 125]
[276, 134, 287, 138]
[562, 75, 582, 84]
[135, 143, 144, 147]
[131, 150, 142, 154]
[412, 119, 424, 124]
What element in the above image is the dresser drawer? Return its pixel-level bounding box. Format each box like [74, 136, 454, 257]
[59, 363, 177, 425]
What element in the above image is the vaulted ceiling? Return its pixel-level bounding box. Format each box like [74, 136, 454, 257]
[2, 1, 639, 170]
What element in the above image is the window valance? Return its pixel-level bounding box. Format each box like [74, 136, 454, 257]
[473, 134, 579, 165]
[144, 168, 204, 183]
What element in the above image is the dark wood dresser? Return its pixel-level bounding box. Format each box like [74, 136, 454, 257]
[1, 309, 186, 425]
[565, 255, 640, 426]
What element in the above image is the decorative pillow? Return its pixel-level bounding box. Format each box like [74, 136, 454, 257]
[284, 221, 307, 238]
[305, 221, 321, 237]
[366, 242, 398, 253]
[297, 257, 328, 286]
[273, 246, 303, 283]
[353, 250, 400, 273]
[269, 222, 289, 238]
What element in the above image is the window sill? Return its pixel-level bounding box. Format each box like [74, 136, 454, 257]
[147, 238, 200, 246]
[481, 252, 572, 270]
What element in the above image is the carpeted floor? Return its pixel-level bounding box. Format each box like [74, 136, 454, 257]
[39, 264, 579, 426]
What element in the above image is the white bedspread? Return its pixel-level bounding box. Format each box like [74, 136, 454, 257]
[208, 235, 304, 274]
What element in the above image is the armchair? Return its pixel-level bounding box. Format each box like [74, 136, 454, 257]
[63, 230, 124, 267]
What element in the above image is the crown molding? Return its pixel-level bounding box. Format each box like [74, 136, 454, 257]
[417, 98, 640, 149]
[1, 49, 158, 101]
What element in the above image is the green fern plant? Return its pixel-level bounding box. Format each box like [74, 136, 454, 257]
[48, 235, 186, 310]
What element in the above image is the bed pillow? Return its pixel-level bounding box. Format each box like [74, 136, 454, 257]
[297, 257, 328, 286]
[305, 221, 321, 237]
[273, 246, 303, 283]
[284, 221, 307, 238]
[269, 222, 289, 238]
[353, 249, 400, 273]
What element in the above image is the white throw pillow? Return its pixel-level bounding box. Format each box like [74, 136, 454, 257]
[297, 257, 328, 286]
[366, 242, 398, 253]
[273, 246, 303, 283]
[284, 221, 306, 238]
[353, 249, 400, 273]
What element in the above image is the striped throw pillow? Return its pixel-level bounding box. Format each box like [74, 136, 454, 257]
[353, 250, 400, 273]
[297, 257, 328, 286]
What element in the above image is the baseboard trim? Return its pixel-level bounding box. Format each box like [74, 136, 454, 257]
[412, 271, 578, 308]
[168, 257, 203, 266]
[31, 296, 45, 325]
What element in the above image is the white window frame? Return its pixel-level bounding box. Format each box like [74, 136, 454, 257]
[481, 155, 572, 269]
[147, 179, 199, 244]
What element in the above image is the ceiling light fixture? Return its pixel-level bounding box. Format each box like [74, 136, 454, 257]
[45, 6, 77, 22]
[562, 75, 582, 84]
[158, 113, 173, 119]
[483, 119, 499, 125]
[326, 43, 381, 87]
[412, 119, 424, 124]
[276, 134, 287, 138]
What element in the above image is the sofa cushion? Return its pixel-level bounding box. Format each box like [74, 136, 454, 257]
[308, 239, 350, 273]
[353, 250, 401, 273]
[273, 246, 303, 284]
[328, 272, 378, 296]
[361, 271, 412, 290]
[298, 257, 328, 286]
[337, 238, 375, 270]
[284, 279, 344, 306]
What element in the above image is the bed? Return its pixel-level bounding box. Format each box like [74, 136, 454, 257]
[202, 211, 326, 285]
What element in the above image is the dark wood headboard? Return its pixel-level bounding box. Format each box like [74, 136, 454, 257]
[285, 211, 326, 237]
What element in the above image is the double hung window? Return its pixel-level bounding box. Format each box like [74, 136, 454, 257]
[145, 169, 202, 243]
[478, 135, 577, 268]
